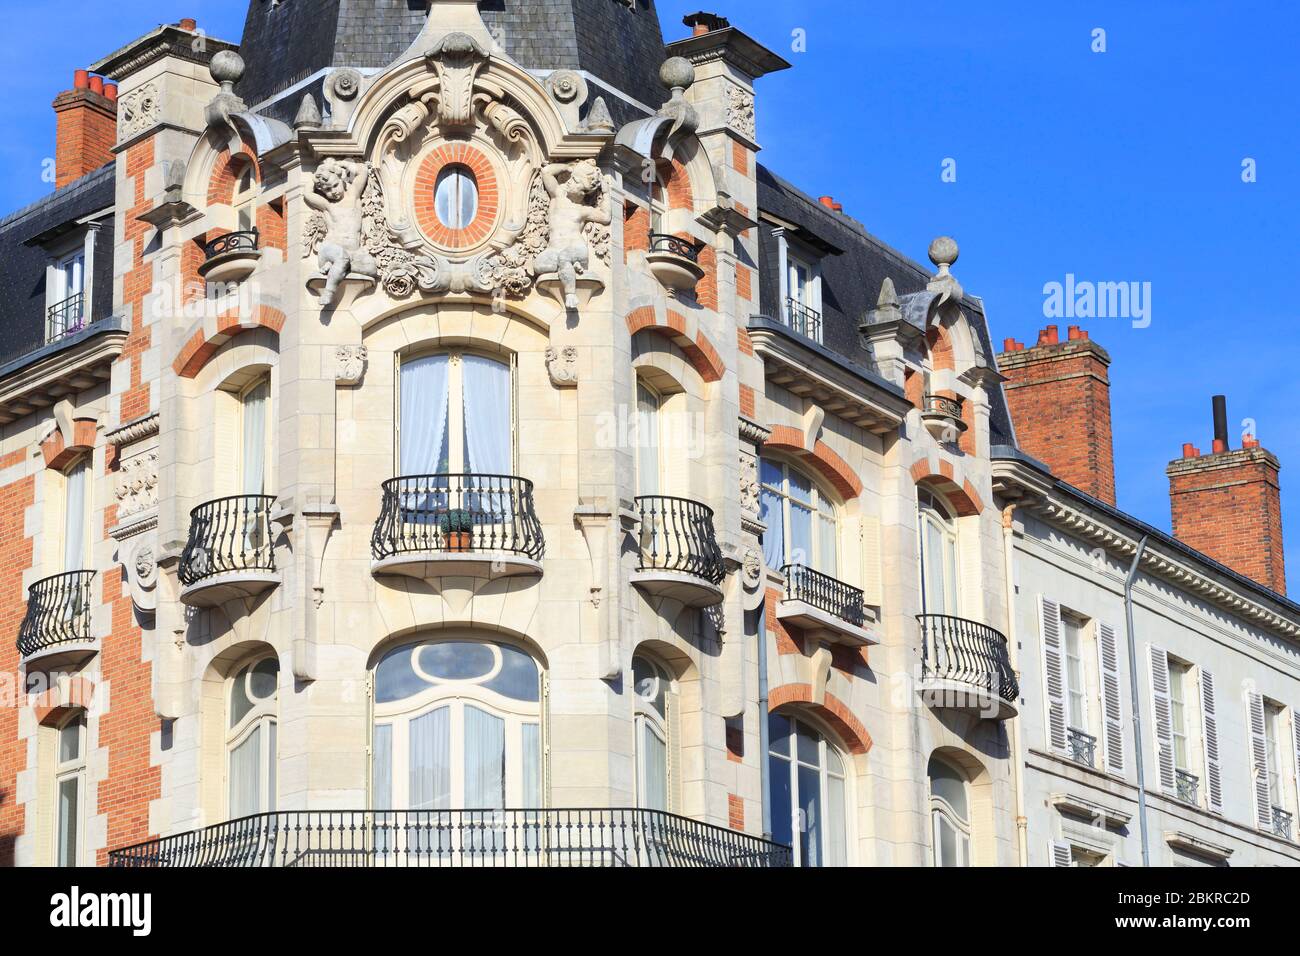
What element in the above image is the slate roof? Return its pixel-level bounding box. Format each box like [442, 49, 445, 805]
[754, 163, 1016, 446]
[0, 164, 116, 367]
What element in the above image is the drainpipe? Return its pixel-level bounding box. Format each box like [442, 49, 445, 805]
[756, 594, 773, 841]
[1124, 535, 1151, 867]
[1001, 503, 1029, 867]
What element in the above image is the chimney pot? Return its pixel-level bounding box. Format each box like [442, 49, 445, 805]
[1182, 443, 1200, 459]
[88, 75, 104, 96]
[1067, 325, 1081, 340]
[1212, 439, 1228, 454]
[104, 82, 118, 102]
[819, 195, 836, 209]
[180, 18, 197, 32]
[1243, 435, 1260, 449]
[73, 69, 89, 90]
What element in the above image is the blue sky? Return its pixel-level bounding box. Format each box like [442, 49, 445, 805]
[4, 1, 1297, 591]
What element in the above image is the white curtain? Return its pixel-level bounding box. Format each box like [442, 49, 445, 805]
[464, 706, 505, 811]
[63, 460, 86, 571]
[639, 720, 668, 811]
[818, 500, 837, 577]
[56, 777, 79, 867]
[760, 487, 784, 572]
[241, 379, 269, 495]
[522, 722, 540, 808]
[462, 355, 511, 475]
[409, 706, 451, 811]
[636, 383, 660, 495]
[228, 724, 262, 818]
[400, 355, 450, 476]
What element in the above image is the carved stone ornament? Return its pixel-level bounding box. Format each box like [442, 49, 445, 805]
[334, 345, 368, 385]
[545, 345, 578, 387]
[725, 83, 756, 140]
[739, 452, 760, 516]
[426, 33, 489, 130]
[545, 69, 588, 128]
[115, 450, 159, 521]
[532, 160, 612, 309]
[119, 81, 161, 140]
[742, 547, 763, 590]
[303, 159, 381, 305]
[120, 537, 158, 615]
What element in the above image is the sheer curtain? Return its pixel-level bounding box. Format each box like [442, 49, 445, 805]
[400, 355, 451, 476]
[63, 460, 86, 572]
[636, 383, 660, 495]
[409, 706, 451, 811]
[639, 721, 668, 811]
[461, 355, 511, 475]
[241, 380, 269, 495]
[463, 705, 505, 810]
[228, 724, 262, 818]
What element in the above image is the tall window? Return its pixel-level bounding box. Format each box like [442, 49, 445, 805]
[63, 457, 89, 572]
[372, 638, 541, 813]
[769, 713, 848, 867]
[632, 655, 672, 811]
[55, 712, 86, 867]
[233, 162, 258, 232]
[784, 253, 820, 341]
[434, 165, 479, 231]
[1063, 615, 1089, 733]
[759, 458, 837, 575]
[635, 380, 663, 496]
[399, 352, 512, 476]
[240, 377, 270, 496]
[55, 252, 85, 306]
[1169, 659, 1192, 773]
[1265, 702, 1285, 806]
[917, 489, 958, 616]
[929, 755, 971, 867]
[227, 655, 279, 819]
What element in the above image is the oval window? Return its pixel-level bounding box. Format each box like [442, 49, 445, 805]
[434, 164, 478, 230]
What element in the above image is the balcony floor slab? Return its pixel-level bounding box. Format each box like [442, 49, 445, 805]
[372, 551, 544, 582]
[180, 571, 280, 608]
[776, 600, 878, 647]
[916, 678, 1018, 721]
[632, 571, 723, 608]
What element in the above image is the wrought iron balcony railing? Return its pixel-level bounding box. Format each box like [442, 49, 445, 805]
[17, 570, 95, 658]
[46, 292, 85, 344]
[916, 613, 1018, 703]
[203, 228, 260, 259]
[648, 233, 701, 263]
[1067, 727, 1097, 768]
[107, 808, 792, 868]
[1175, 769, 1200, 805]
[783, 297, 822, 342]
[1272, 806, 1294, 841]
[635, 495, 725, 585]
[180, 495, 277, 586]
[922, 394, 964, 420]
[370, 474, 544, 561]
[781, 563, 865, 627]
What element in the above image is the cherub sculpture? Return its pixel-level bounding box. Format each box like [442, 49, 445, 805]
[533, 159, 611, 309]
[304, 158, 378, 306]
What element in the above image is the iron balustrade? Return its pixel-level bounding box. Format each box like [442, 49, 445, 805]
[916, 614, 1018, 703]
[781, 563, 865, 627]
[16, 570, 95, 657]
[1175, 769, 1200, 805]
[107, 808, 792, 868]
[635, 495, 725, 585]
[1067, 727, 1098, 768]
[46, 293, 85, 343]
[783, 296, 822, 342]
[180, 495, 277, 586]
[648, 233, 702, 263]
[371, 474, 544, 561]
[204, 228, 260, 259]
[922, 394, 964, 420]
[1273, 806, 1294, 841]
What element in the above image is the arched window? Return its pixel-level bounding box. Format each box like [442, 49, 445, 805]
[759, 458, 837, 576]
[928, 755, 971, 867]
[434, 165, 479, 231]
[632, 654, 673, 811]
[54, 711, 86, 866]
[399, 351, 513, 477]
[227, 654, 279, 818]
[239, 376, 270, 496]
[917, 488, 958, 615]
[62, 456, 90, 572]
[233, 161, 258, 232]
[768, 712, 848, 867]
[371, 638, 541, 813]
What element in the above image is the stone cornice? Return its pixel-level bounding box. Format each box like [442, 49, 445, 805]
[106, 412, 159, 448]
[665, 28, 792, 81]
[0, 321, 126, 427]
[90, 25, 238, 82]
[1166, 446, 1281, 479]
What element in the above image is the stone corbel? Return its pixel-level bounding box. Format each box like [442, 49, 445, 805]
[426, 33, 489, 132]
[151, 553, 186, 721]
[575, 500, 617, 679]
[809, 640, 834, 705]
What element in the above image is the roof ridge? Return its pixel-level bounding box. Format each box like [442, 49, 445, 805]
[0, 163, 115, 232]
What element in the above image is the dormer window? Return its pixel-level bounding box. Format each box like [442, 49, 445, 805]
[47, 250, 86, 342]
[773, 230, 822, 344]
[434, 164, 479, 231]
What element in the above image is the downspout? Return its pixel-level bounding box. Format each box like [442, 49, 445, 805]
[756, 595, 773, 841]
[1124, 534, 1151, 867]
[1001, 503, 1029, 867]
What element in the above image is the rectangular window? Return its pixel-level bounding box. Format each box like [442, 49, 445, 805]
[1062, 616, 1088, 731]
[63, 458, 89, 573]
[55, 714, 86, 867]
[1169, 660, 1191, 772]
[1265, 702, 1284, 803]
[781, 247, 822, 343]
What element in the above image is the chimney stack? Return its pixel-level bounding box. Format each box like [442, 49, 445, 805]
[1167, 397, 1286, 594]
[52, 69, 117, 189]
[997, 325, 1117, 505]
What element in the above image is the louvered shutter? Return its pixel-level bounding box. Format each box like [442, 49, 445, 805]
[1247, 692, 1272, 830]
[1095, 621, 1124, 774]
[1199, 669, 1223, 814]
[1050, 841, 1073, 867]
[1039, 596, 1068, 752]
[1148, 645, 1176, 793]
[1293, 710, 1300, 825]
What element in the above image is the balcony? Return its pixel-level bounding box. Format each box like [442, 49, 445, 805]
[632, 495, 725, 608]
[371, 474, 545, 581]
[46, 293, 85, 345]
[916, 614, 1018, 720]
[783, 297, 822, 343]
[179, 495, 279, 607]
[1067, 727, 1097, 768]
[106, 808, 792, 868]
[646, 233, 705, 295]
[197, 229, 261, 285]
[1272, 806, 1294, 841]
[1175, 769, 1200, 806]
[17, 570, 96, 666]
[776, 563, 876, 647]
[920, 393, 967, 442]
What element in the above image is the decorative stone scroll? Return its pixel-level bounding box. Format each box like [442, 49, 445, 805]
[333, 345, 368, 385]
[725, 83, 756, 140]
[545, 345, 578, 387]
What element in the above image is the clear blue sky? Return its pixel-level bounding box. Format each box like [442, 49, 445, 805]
[4, 1, 1297, 591]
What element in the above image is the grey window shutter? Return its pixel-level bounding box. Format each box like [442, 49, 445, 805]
[1199, 669, 1223, 814]
[1148, 645, 1176, 794]
[1039, 596, 1068, 753]
[1292, 709, 1300, 825]
[1050, 841, 1073, 867]
[1096, 621, 1124, 774]
[1247, 692, 1272, 830]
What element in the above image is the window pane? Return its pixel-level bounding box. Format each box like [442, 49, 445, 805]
[56, 776, 79, 866]
[241, 378, 269, 495]
[267, 721, 277, 812]
[789, 502, 813, 567]
[760, 458, 783, 489]
[461, 354, 512, 475]
[639, 720, 668, 811]
[522, 723, 540, 808]
[419, 642, 495, 681]
[928, 757, 969, 820]
[769, 754, 792, 849]
[372, 723, 392, 810]
[248, 656, 278, 701]
[399, 354, 450, 476]
[788, 469, 813, 504]
[435, 165, 478, 230]
[817, 513, 837, 576]
[760, 487, 784, 570]
[827, 774, 847, 867]
[483, 644, 540, 702]
[768, 713, 791, 756]
[63, 460, 87, 571]
[374, 645, 425, 704]
[229, 724, 262, 818]
[58, 717, 82, 763]
[795, 722, 820, 766]
[229, 666, 254, 728]
[636, 383, 660, 495]
[798, 764, 822, 867]
[936, 813, 958, 867]
[409, 707, 451, 811]
[464, 706, 505, 811]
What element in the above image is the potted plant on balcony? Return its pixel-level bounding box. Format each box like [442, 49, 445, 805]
[437, 508, 475, 552]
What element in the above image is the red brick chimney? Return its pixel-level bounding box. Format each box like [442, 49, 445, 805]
[996, 324, 1116, 505]
[53, 70, 118, 189]
[1167, 396, 1286, 594]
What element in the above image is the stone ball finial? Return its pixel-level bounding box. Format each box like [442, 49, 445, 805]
[210, 50, 245, 87]
[928, 236, 959, 270]
[660, 56, 695, 92]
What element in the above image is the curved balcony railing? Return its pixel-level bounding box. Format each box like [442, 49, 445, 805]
[781, 563, 865, 627]
[783, 297, 822, 342]
[180, 495, 277, 586]
[922, 394, 963, 420]
[46, 292, 85, 344]
[648, 233, 701, 263]
[17, 570, 95, 658]
[203, 228, 260, 259]
[107, 807, 792, 868]
[370, 474, 545, 562]
[916, 613, 1018, 704]
[635, 495, 725, 585]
